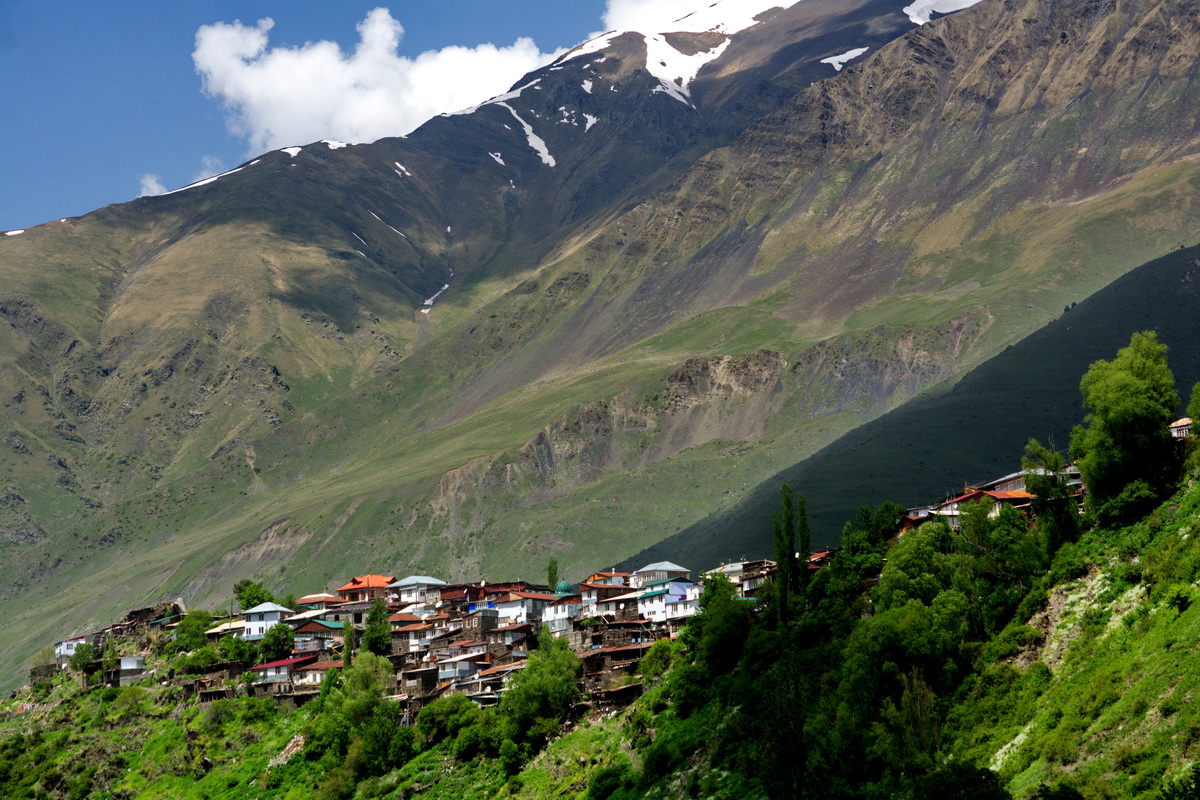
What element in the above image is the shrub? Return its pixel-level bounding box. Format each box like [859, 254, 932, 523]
[588, 761, 635, 800]
[416, 694, 483, 746]
[640, 638, 678, 682]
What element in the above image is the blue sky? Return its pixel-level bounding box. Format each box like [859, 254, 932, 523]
[0, 1, 629, 231]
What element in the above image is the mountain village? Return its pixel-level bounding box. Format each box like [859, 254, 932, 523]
[36, 418, 1196, 718]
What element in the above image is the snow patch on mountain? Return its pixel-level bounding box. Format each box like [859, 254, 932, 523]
[161, 162, 255, 196]
[555, 0, 802, 106]
[584, 114, 599, 131]
[582, 79, 594, 94]
[4, 230, 25, 236]
[394, 162, 411, 177]
[569, 32, 623, 61]
[281, 146, 302, 157]
[489, 152, 507, 165]
[323, 140, 349, 149]
[446, 79, 543, 117]
[495, 102, 555, 166]
[422, 283, 451, 312]
[644, 33, 731, 104]
[820, 47, 869, 71]
[902, 0, 985, 24]
[368, 210, 408, 239]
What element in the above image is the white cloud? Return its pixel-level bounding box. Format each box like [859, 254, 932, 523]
[138, 174, 167, 197]
[193, 7, 563, 154]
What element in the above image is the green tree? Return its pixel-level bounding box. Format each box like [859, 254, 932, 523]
[232, 579, 275, 610]
[546, 557, 560, 588]
[498, 630, 581, 747]
[417, 694, 484, 747]
[69, 642, 95, 673]
[796, 491, 811, 590]
[218, 634, 258, 665]
[1070, 331, 1180, 513]
[361, 597, 392, 657]
[773, 484, 810, 621]
[172, 610, 215, 653]
[1022, 438, 1079, 555]
[101, 639, 118, 671]
[342, 625, 355, 669]
[258, 623, 295, 662]
[689, 572, 752, 674]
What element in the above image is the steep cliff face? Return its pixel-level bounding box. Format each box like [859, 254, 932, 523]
[427, 350, 790, 550]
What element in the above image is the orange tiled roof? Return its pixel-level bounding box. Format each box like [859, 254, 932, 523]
[337, 574, 396, 593]
[984, 490, 1033, 500]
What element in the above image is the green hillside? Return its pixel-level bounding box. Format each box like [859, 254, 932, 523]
[5, 0, 1200, 695]
[3, 331, 1200, 799]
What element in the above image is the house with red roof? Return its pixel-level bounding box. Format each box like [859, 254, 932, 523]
[583, 570, 629, 587]
[336, 574, 396, 603]
[295, 592, 342, 609]
[932, 488, 1033, 528]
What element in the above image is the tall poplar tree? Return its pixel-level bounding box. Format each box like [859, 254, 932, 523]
[773, 483, 811, 620]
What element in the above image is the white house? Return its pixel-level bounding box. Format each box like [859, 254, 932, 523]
[388, 575, 448, 605]
[705, 560, 775, 597]
[241, 602, 294, 641]
[292, 659, 341, 686]
[395, 622, 434, 655]
[54, 634, 99, 663]
[636, 589, 669, 622]
[542, 595, 582, 635]
[579, 582, 630, 618]
[595, 589, 642, 618]
[437, 651, 490, 683]
[637, 577, 696, 622]
[666, 582, 701, 621]
[251, 655, 316, 683]
[630, 561, 690, 588]
[494, 591, 557, 625]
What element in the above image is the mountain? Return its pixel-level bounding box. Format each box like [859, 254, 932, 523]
[3, 0, 1200, 689]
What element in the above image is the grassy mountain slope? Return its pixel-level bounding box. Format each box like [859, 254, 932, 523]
[4, 0, 1200, 691]
[632, 241, 1200, 569]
